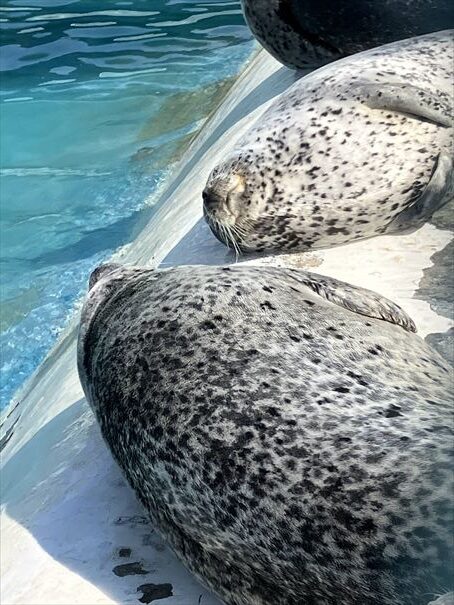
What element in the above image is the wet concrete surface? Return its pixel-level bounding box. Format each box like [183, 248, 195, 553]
[417, 199, 453, 362]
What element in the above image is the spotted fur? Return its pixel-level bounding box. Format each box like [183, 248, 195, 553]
[241, 0, 454, 70]
[429, 594, 454, 605]
[78, 263, 453, 605]
[203, 31, 454, 253]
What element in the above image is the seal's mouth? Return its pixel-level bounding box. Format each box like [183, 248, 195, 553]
[202, 174, 245, 220]
[203, 206, 240, 254]
[202, 190, 237, 226]
[202, 173, 254, 253]
[203, 201, 255, 255]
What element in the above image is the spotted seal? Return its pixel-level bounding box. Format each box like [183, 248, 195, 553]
[241, 0, 454, 70]
[78, 262, 453, 605]
[203, 31, 453, 254]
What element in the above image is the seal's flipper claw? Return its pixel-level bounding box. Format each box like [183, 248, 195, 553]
[385, 152, 453, 235]
[357, 83, 453, 127]
[287, 270, 417, 333]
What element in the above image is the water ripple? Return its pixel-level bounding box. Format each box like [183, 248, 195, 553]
[0, 0, 253, 408]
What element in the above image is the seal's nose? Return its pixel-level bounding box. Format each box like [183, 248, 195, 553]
[89, 263, 122, 290]
[202, 187, 223, 214]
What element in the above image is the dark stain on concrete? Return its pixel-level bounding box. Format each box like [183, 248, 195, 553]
[113, 562, 149, 577]
[114, 515, 149, 526]
[137, 582, 173, 603]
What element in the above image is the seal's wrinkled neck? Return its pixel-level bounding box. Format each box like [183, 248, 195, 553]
[89, 263, 123, 290]
[82, 264, 151, 332]
[82, 263, 133, 336]
[78, 263, 156, 402]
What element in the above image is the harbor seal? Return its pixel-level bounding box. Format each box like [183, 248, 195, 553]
[241, 0, 454, 70]
[203, 31, 454, 254]
[78, 262, 453, 605]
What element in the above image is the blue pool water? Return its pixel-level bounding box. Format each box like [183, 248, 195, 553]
[0, 0, 253, 409]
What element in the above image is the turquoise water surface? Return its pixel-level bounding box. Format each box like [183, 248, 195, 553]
[0, 0, 253, 409]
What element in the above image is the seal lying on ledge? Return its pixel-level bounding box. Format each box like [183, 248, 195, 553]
[203, 31, 454, 254]
[241, 0, 454, 70]
[78, 263, 453, 605]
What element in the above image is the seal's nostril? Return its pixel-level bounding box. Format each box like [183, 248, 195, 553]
[89, 263, 122, 290]
[202, 188, 218, 211]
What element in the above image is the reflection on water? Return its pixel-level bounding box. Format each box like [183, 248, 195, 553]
[0, 0, 253, 408]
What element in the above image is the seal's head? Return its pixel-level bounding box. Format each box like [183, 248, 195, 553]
[203, 154, 286, 253]
[203, 151, 310, 254]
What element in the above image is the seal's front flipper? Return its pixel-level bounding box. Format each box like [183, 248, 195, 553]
[287, 270, 416, 333]
[385, 152, 453, 235]
[357, 83, 453, 127]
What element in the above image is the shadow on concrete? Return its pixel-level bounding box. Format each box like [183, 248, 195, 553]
[1, 398, 219, 605]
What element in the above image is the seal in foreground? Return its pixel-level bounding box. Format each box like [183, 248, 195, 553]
[78, 263, 453, 605]
[203, 31, 453, 253]
[240, 0, 454, 69]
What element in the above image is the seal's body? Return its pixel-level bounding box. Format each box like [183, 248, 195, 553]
[241, 0, 454, 70]
[203, 32, 453, 253]
[78, 263, 453, 605]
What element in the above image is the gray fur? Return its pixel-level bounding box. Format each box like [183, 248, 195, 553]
[429, 594, 454, 605]
[203, 31, 454, 253]
[357, 83, 453, 127]
[78, 263, 453, 605]
[240, 0, 454, 70]
[386, 153, 454, 234]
